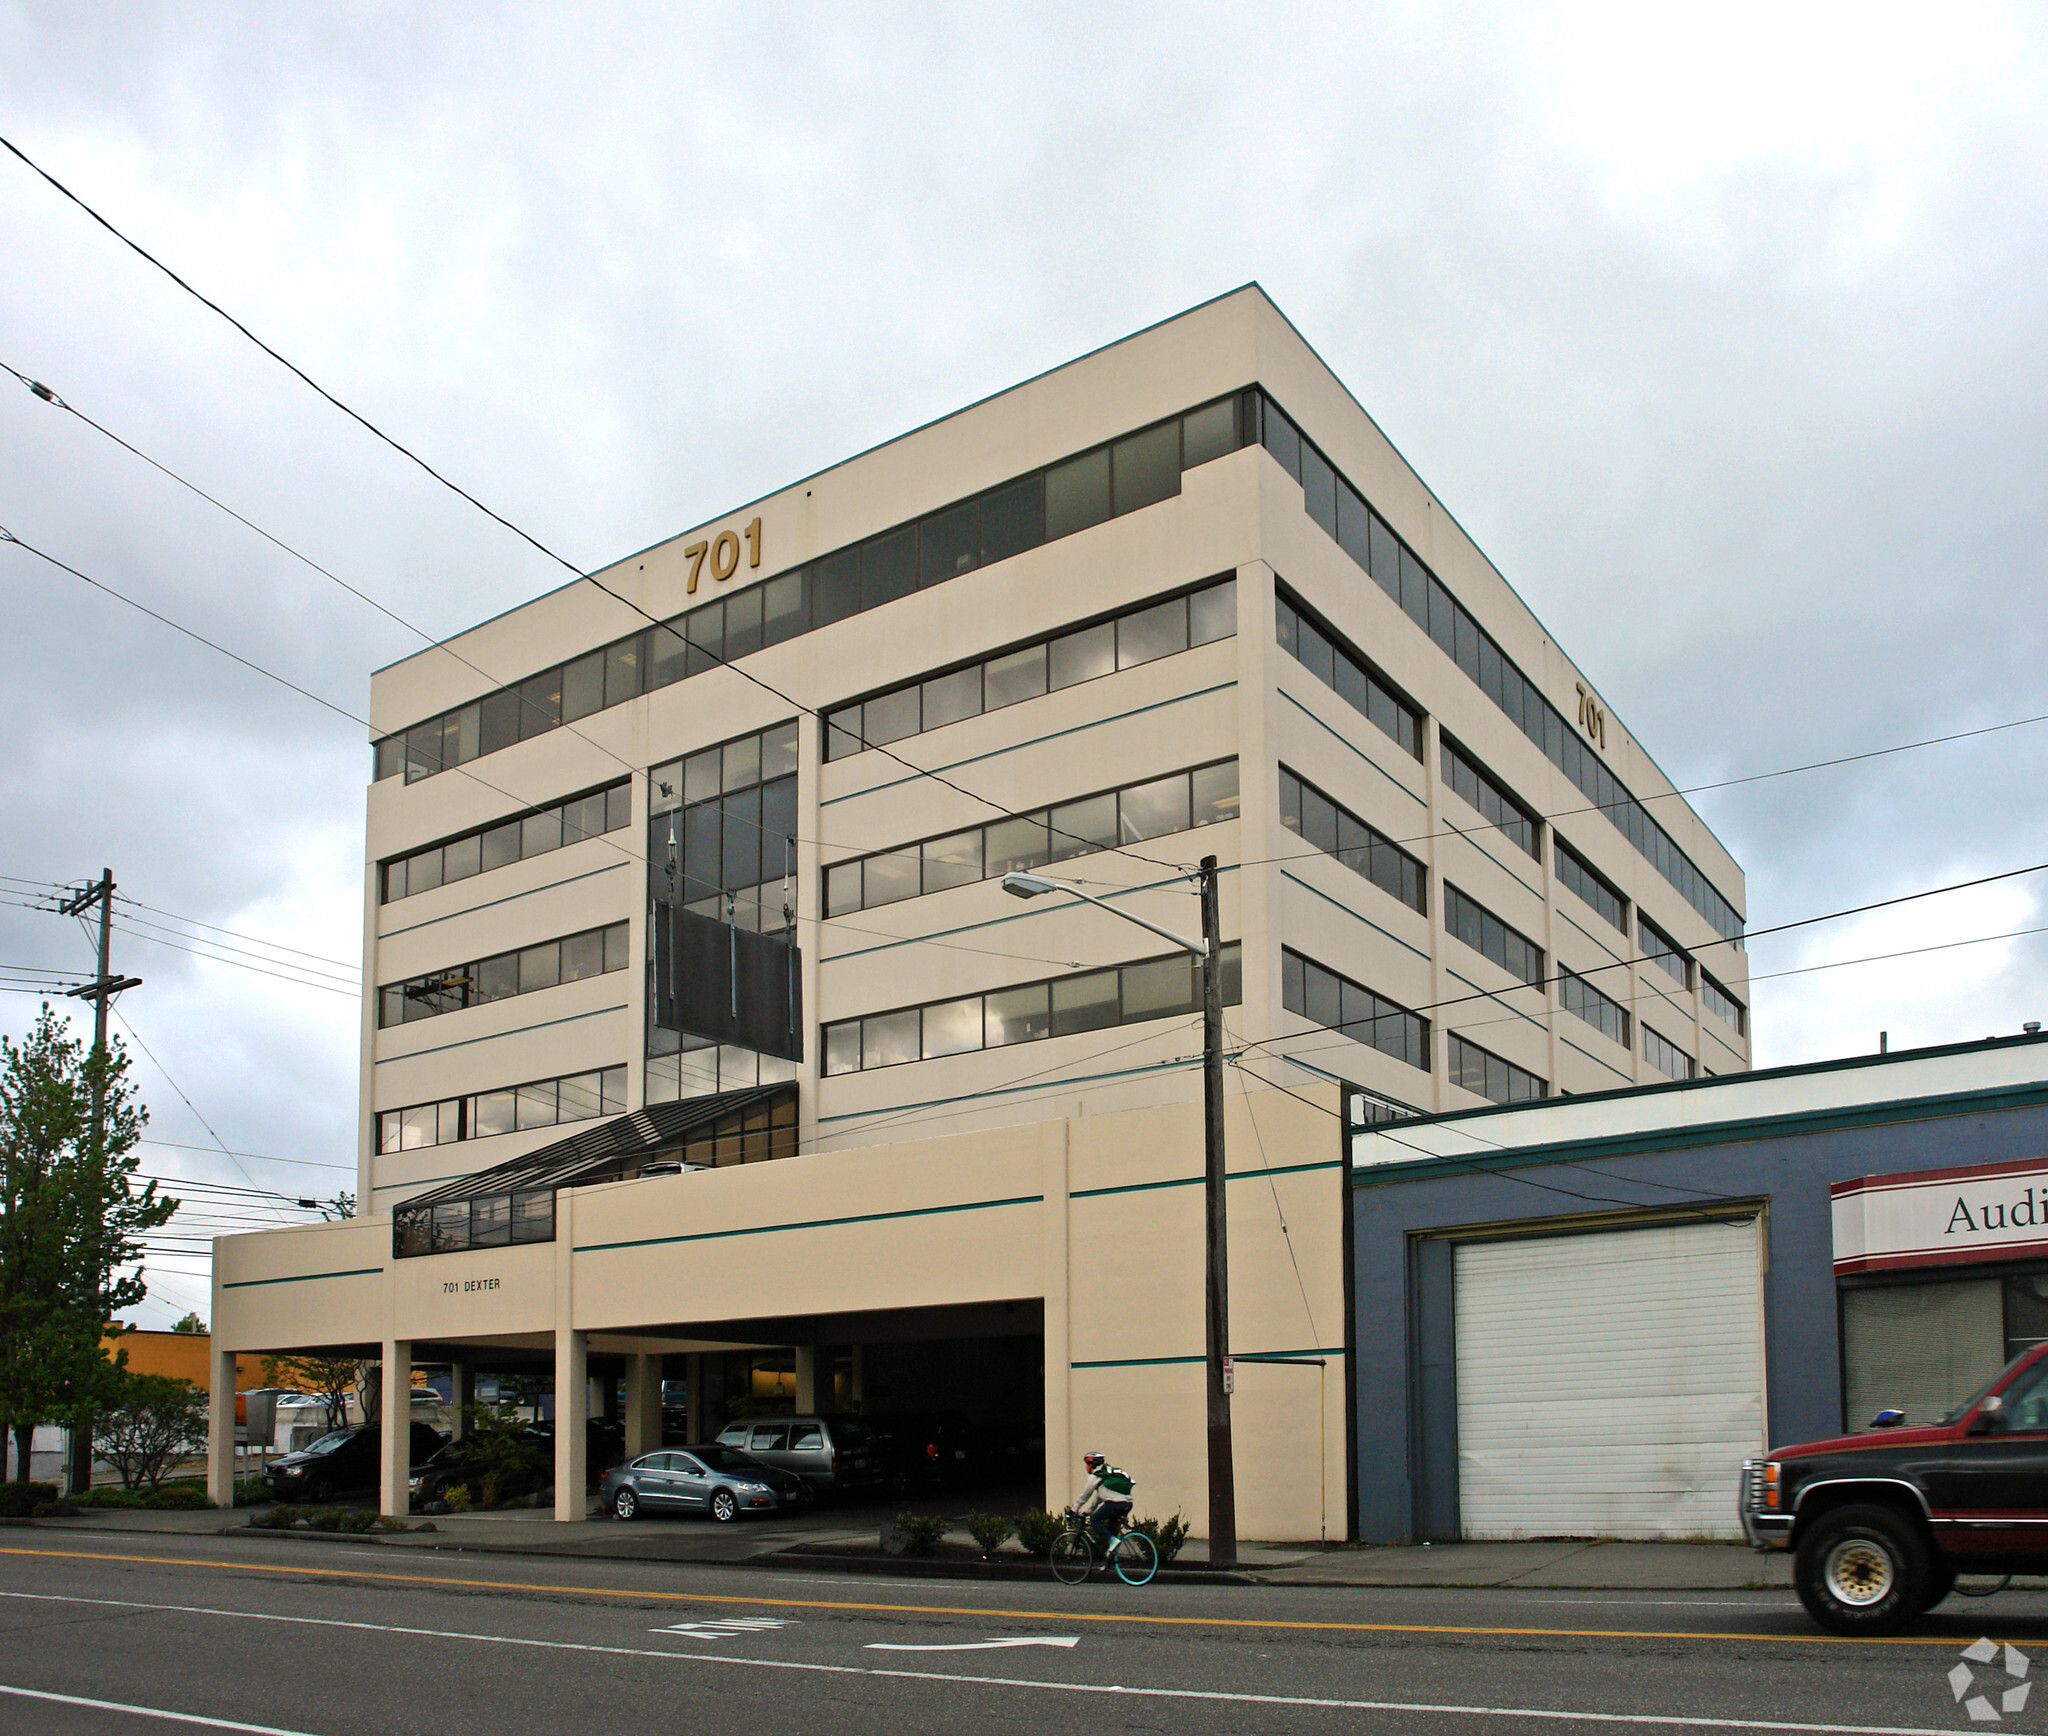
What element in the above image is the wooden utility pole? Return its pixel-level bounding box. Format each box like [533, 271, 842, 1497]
[58, 869, 142, 1497]
[1198, 853, 1237, 1567]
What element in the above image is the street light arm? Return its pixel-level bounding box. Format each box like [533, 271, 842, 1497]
[1000, 873, 1205, 956]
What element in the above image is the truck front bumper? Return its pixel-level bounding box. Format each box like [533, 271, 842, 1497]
[1741, 1510, 1793, 1550]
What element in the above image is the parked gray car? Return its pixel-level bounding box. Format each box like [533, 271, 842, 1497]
[598, 1446, 805, 1523]
[714, 1413, 882, 1497]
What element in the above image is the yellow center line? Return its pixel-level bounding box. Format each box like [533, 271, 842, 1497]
[0, 1544, 1993, 1647]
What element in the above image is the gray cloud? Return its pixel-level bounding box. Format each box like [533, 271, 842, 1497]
[2, 1, 2044, 1319]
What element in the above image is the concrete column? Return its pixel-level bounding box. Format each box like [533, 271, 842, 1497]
[685, 1352, 706, 1441]
[449, 1362, 473, 1440]
[207, 1346, 237, 1508]
[794, 1340, 818, 1413]
[624, 1354, 661, 1460]
[379, 1339, 412, 1518]
[1041, 1121, 1072, 1513]
[553, 1329, 588, 1520]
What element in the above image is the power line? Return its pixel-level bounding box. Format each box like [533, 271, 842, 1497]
[136, 1138, 350, 1171]
[0, 164, 1189, 880]
[112, 896, 356, 972]
[0, 133, 580, 576]
[109, 1008, 292, 1223]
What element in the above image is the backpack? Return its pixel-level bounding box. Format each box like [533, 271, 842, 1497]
[1098, 1464, 1134, 1496]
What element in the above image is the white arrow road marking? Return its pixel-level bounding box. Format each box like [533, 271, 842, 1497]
[652, 1617, 796, 1639]
[866, 1637, 1080, 1652]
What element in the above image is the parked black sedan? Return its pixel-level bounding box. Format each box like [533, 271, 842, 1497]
[599, 1446, 805, 1522]
[262, 1422, 446, 1503]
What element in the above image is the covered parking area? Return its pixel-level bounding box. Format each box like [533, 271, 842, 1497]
[210, 1086, 1351, 1540]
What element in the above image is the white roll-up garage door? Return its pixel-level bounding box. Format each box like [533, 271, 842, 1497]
[1454, 1216, 1765, 1539]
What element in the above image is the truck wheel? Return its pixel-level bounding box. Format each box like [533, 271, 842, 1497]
[1795, 1504, 1928, 1634]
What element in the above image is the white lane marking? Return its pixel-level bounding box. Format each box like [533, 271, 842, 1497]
[0, 1589, 1976, 1733]
[867, 1637, 1080, 1652]
[0, 1683, 321, 1734]
[652, 1617, 797, 1639]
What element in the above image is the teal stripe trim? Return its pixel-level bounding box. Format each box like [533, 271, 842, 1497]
[375, 1003, 627, 1065]
[1439, 816, 1543, 902]
[378, 860, 626, 941]
[1350, 1079, 2048, 1184]
[576, 1192, 1043, 1254]
[816, 1053, 1203, 1126]
[1276, 689, 1426, 809]
[1559, 906, 1626, 965]
[1560, 1030, 1634, 1085]
[1071, 1157, 1344, 1200]
[823, 681, 1237, 807]
[1279, 870, 1431, 963]
[1073, 1345, 1345, 1370]
[826, 867, 1236, 965]
[224, 1267, 382, 1290]
[1445, 967, 1547, 1035]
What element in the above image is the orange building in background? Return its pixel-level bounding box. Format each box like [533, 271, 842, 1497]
[102, 1327, 269, 1420]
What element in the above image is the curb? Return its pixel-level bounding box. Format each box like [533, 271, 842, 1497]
[745, 1548, 1254, 1586]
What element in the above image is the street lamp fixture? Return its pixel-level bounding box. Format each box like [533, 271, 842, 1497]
[998, 857, 1238, 1567]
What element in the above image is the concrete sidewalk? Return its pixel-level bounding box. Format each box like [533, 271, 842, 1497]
[16, 1505, 1801, 1588]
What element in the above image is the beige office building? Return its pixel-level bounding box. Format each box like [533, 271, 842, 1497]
[208, 286, 1749, 1540]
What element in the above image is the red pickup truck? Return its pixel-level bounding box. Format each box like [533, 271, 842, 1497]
[1741, 1341, 2048, 1632]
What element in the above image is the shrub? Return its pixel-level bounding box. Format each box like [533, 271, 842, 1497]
[247, 1505, 299, 1529]
[1012, 1508, 1065, 1556]
[891, 1511, 949, 1555]
[476, 1476, 500, 1509]
[71, 1482, 211, 1511]
[338, 1509, 379, 1533]
[93, 1371, 208, 1491]
[1131, 1511, 1190, 1566]
[0, 1482, 59, 1519]
[964, 1510, 1014, 1554]
[233, 1477, 269, 1507]
[307, 1507, 346, 1531]
[442, 1484, 472, 1514]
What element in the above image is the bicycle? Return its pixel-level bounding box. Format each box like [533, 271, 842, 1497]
[1049, 1513, 1159, 1586]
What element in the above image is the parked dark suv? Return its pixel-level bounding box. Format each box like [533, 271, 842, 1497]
[262, 1422, 446, 1503]
[1741, 1341, 2048, 1632]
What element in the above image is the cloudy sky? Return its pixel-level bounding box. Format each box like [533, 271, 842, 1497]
[2, 3, 2044, 1325]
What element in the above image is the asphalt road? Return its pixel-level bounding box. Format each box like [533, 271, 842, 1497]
[4, 1533, 2047, 1735]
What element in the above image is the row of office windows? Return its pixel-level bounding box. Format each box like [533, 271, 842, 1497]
[825, 761, 1239, 918]
[395, 1191, 554, 1258]
[1273, 588, 1423, 760]
[374, 396, 1251, 785]
[1643, 1023, 1697, 1080]
[1441, 737, 1538, 859]
[382, 782, 631, 904]
[1445, 884, 1544, 987]
[1556, 839, 1626, 932]
[648, 721, 799, 932]
[1448, 1032, 1546, 1105]
[825, 578, 1236, 762]
[377, 921, 630, 1028]
[375, 1065, 630, 1154]
[645, 1036, 797, 1103]
[1277, 767, 1428, 915]
[822, 942, 1244, 1076]
[1271, 639, 1747, 1038]
[1256, 393, 1742, 942]
[1280, 948, 1430, 1074]
[1559, 966, 1631, 1049]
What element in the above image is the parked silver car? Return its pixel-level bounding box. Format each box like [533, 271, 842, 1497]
[714, 1413, 882, 1496]
[599, 1446, 805, 1523]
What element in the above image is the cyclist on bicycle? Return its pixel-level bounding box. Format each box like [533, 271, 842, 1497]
[1076, 1451, 1134, 1546]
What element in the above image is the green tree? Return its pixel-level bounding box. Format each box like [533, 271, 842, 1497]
[170, 1312, 206, 1334]
[0, 1005, 170, 1477]
[93, 1369, 207, 1490]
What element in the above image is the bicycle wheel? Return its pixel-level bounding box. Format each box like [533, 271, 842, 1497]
[1112, 1530, 1159, 1587]
[1049, 1527, 1094, 1585]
